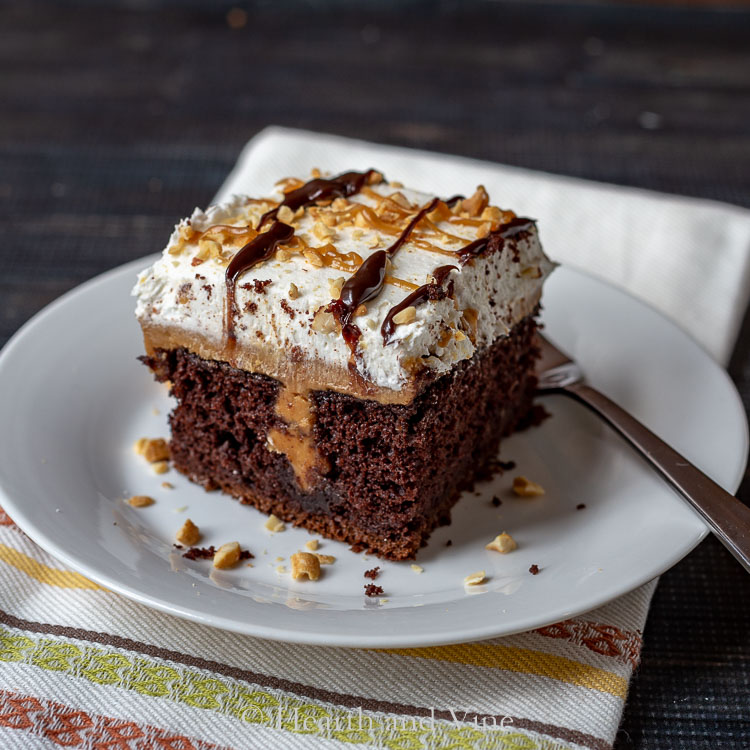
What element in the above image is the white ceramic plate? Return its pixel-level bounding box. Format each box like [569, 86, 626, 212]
[0, 260, 746, 647]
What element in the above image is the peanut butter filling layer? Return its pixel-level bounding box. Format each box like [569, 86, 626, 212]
[141, 323, 425, 405]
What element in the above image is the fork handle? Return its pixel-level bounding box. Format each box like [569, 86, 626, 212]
[561, 382, 750, 573]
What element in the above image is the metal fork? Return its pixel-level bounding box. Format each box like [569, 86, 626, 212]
[536, 333, 750, 574]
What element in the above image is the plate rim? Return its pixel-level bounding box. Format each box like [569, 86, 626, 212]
[0, 256, 746, 648]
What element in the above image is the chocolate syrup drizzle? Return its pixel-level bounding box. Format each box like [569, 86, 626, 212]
[329, 197, 441, 350]
[224, 221, 294, 344]
[223, 170, 378, 344]
[258, 169, 377, 229]
[456, 217, 535, 265]
[381, 265, 457, 343]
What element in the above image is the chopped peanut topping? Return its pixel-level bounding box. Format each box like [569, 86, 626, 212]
[481, 205, 504, 224]
[151, 461, 169, 475]
[311, 310, 337, 334]
[277, 205, 295, 223]
[410, 564, 424, 574]
[392, 306, 417, 326]
[486, 532, 517, 554]
[288, 282, 300, 299]
[354, 304, 368, 317]
[389, 191, 411, 208]
[276, 248, 291, 261]
[198, 237, 222, 259]
[312, 221, 334, 240]
[134, 437, 170, 463]
[314, 553, 335, 565]
[213, 542, 241, 569]
[476, 221, 491, 238]
[305, 539, 319, 551]
[328, 276, 345, 300]
[291, 552, 321, 580]
[264, 514, 286, 533]
[464, 570, 486, 586]
[302, 250, 324, 268]
[512, 476, 546, 497]
[176, 518, 201, 546]
[461, 185, 489, 217]
[128, 495, 154, 508]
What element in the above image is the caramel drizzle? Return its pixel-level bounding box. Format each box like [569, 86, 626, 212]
[381, 265, 457, 343]
[258, 169, 377, 229]
[329, 198, 441, 351]
[224, 221, 294, 345]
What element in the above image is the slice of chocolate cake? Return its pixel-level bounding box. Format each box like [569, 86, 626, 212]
[133, 169, 555, 560]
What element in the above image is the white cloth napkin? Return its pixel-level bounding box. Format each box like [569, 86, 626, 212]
[217, 126, 750, 366]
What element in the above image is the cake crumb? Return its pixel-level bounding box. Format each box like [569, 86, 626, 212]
[576, 503, 586, 510]
[445, 539, 452, 547]
[173, 505, 187, 513]
[291, 552, 321, 581]
[486, 532, 517, 554]
[276, 565, 287, 574]
[265, 514, 286, 533]
[183, 545, 215, 560]
[213, 542, 241, 569]
[529, 564, 540, 575]
[127, 495, 154, 508]
[176, 519, 201, 546]
[252, 279, 272, 294]
[364, 567, 380, 580]
[410, 564, 424, 574]
[464, 570, 486, 586]
[314, 553, 336, 565]
[364, 584, 384, 597]
[161, 482, 174, 489]
[491, 496, 502, 507]
[274, 556, 284, 562]
[152, 461, 169, 475]
[305, 539, 319, 551]
[512, 476, 545, 497]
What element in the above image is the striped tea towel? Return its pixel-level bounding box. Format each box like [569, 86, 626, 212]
[0, 507, 654, 750]
[3, 127, 750, 750]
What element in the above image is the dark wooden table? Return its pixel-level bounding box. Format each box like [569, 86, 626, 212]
[2, 2, 750, 747]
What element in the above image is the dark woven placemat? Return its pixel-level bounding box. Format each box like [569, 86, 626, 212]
[2, 2, 750, 747]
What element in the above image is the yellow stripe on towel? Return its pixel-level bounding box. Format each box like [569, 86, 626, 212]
[0, 544, 103, 591]
[384, 643, 628, 699]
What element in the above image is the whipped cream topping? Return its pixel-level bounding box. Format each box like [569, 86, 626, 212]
[133, 174, 555, 393]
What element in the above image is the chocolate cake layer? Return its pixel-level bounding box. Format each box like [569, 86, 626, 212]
[141, 314, 538, 560]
